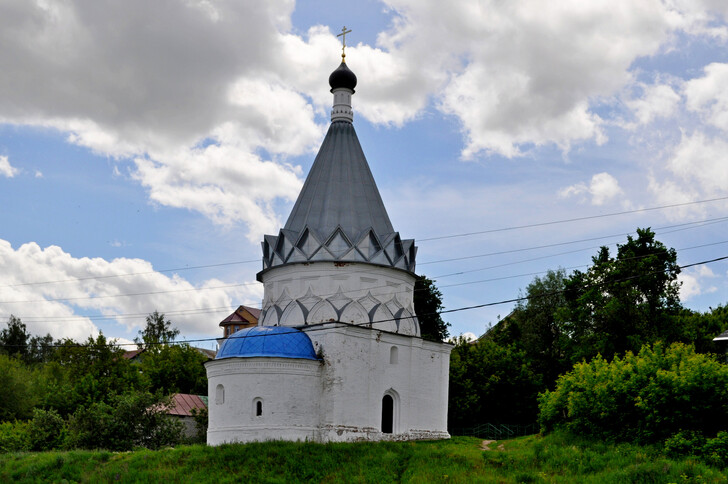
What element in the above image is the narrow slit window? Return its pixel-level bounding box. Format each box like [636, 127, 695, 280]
[253, 398, 264, 417]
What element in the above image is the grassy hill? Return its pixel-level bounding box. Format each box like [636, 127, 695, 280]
[1, 433, 726, 483]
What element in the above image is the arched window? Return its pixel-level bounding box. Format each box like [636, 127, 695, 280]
[390, 346, 398, 364]
[381, 395, 394, 434]
[215, 384, 224, 405]
[253, 397, 263, 417]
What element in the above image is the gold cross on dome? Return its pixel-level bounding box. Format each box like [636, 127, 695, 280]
[337, 26, 352, 61]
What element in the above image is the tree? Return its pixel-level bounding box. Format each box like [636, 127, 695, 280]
[141, 344, 208, 395]
[449, 337, 542, 427]
[48, 333, 141, 415]
[135, 311, 180, 351]
[414, 276, 450, 342]
[27, 333, 56, 364]
[559, 228, 682, 361]
[674, 305, 728, 354]
[0, 315, 30, 360]
[0, 353, 37, 421]
[512, 269, 571, 384]
[0, 316, 56, 364]
[66, 392, 183, 451]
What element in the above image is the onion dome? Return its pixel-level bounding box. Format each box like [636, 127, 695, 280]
[216, 326, 318, 360]
[329, 62, 357, 91]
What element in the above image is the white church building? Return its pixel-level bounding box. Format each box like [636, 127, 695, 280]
[205, 49, 452, 444]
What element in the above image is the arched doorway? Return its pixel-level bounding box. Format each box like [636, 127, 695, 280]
[381, 394, 394, 433]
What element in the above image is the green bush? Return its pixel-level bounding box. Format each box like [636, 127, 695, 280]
[0, 354, 38, 421]
[703, 431, 728, 468]
[27, 408, 66, 451]
[67, 392, 183, 451]
[0, 420, 31, 453]
[664, 430, 705, 458]
[539, 342, 728, 443]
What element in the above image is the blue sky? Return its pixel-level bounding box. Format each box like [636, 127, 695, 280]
[1, 0, 728, 347]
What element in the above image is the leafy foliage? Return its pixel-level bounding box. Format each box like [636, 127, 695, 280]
[140, 344, 208, 395]
[0, 353, 38, 421]
[135, 311, 180, 350]
[449, 338, 542, 426]
[0, 316, 29, 360]
[0, 316, 55, 364]
[48, 333, 142, 415]
[0, 421, 31, 453]
[27, 409, 66, 451]
[66, 392, 183, 451]
[414, 275, 450, 342]
[559, 228, 682, 361]
[189, 406, 208, 444]
[539, 342, 728, 443]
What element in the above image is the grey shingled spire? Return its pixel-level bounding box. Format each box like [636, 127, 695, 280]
[282, 121, 395, 244]
[257, 60, 417, 278]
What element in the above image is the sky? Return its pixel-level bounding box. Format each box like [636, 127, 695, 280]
[1, 0, 728, 348]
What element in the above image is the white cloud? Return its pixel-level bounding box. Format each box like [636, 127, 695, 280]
[679, 264, 718, 301]
[665, 131, 728, 194]
[0, 0, 315, 241]
[626, 82, 681, 126]
[1, 0, 728, 235]
[559, 172, 624, 206]
[0, 239, 262, 341]
[34, 169, 43, 178]
[448, 332, 477, 343]
[373, 0, 683, 158]
[0, 155, 18, 178]
[685, 63, 728, 132]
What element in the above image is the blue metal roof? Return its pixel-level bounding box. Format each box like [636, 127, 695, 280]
[216, 326, 318, 360]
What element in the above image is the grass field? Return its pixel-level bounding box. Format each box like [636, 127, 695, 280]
[1, 432, 725, 483]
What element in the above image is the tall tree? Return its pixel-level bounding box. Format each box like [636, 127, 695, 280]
[0, 315, 30, 360]
[559, 228, 681, 361]
[513, 269, 571, 384]
[414, 276, 450, 342]
[135, 311, 180, 351]
[48, 333, 141, 415]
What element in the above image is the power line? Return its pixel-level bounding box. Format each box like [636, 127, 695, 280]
[418, 195, 728, 242]
[0, 259, 260, 289]
[4, 233, 728, 323]
[4, 214, 727, 307]
[3, 253, 726, 349]
[419, 216, 728, 265]
[4, 204, 727, 289]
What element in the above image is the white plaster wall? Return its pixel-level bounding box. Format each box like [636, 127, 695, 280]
[259, 262, 419, 336]
[206, 357, 322, 445]
[305, 324, 452, 442]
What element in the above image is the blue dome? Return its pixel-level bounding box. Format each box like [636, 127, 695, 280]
[216, 326, 318, 360]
